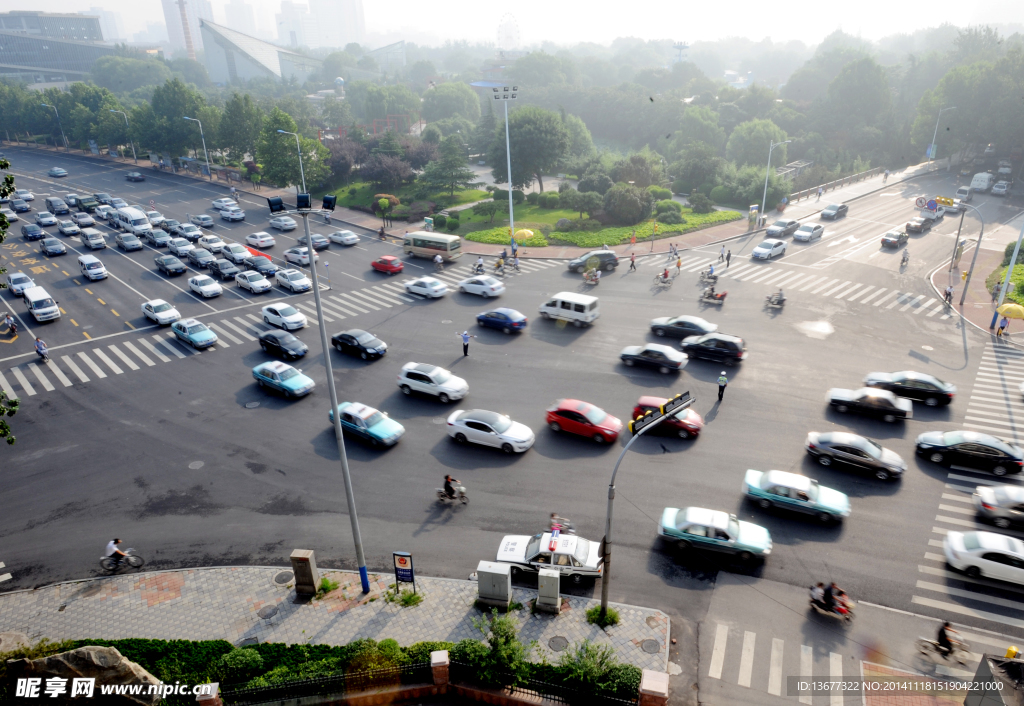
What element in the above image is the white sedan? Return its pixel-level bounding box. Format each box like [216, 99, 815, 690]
[2, 208, 18, 222]
[945, 530, 1024, 584]
[269, 216, 297, 231]
[751, 238, 787, 260]
[146, 210, 164, 226]
[329, 230, 360, 245]
[14, 189, 34, 201]
[71, 212, 95, 226]
[446, 408, 535, 453]
[276, 268, 312, 292]
[220, 206, 245, 221]
[284, 246, 318, 266]
[188, 275, 223, 298]
[262, 304, 307, 331]
[405, 276, 448, 298]
[35, 212, 58, 227]
[57, 220, 80, 235]
[236, 270, 272, 293]
[198, 234, 225, 253]
[168, 238, 195, 257]
[141, 299, 180, 325]
[246, 232, 276, 248]
[6, 272, 36, 296]
[212, 198, 237, 210]
[457, 275, 505, 298]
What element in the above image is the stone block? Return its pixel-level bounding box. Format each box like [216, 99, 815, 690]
[430, 650, 449, 686]
[639, 669, 669, 706]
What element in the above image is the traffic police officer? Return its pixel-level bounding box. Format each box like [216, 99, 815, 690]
[717, 371, 728, 401]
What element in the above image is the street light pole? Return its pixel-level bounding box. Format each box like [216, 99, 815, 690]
[952, 202, 985, 308]
[759, 139, 791, 230]
[40, 103, 68, 152]
[277, 129, 306, 193]
[991, 218, 1024, 328]
[183, 117, 212, 180]
[929, 107, 956, 164]
[110, 110, 137, 164]
[491, 86, 519, 246]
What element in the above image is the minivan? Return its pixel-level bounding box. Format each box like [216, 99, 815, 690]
[112, 207, 152, 236]
[45, 196, 69, 215]
[971, 173, 996, 192]
[78, 254, 107, 281]
[80, 228, 107, 249]
[538, 292, 600, 327]
[955, 186, 973, 203]
[22, 286, 60, 322]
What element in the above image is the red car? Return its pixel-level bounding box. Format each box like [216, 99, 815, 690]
[632, 396, 704, 439]
[371, 255, 403, 275]
[545, 399, 622, 444]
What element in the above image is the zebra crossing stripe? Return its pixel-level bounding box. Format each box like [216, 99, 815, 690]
[309, 300, 344, 320]
[709, 624, 728, 679]
[122, 341, 155, 366]
[26, 362, 55, 391]
[324, 297, 360, 315]
[829, 653, 843, 706]
[347, 290, 390, 308]
[738, 631, 756, 688]
[799, 646, 812, 704]
[797, 275, 827, 291]
[61, 355, 89, 382]
[10, 367, 35, 395]
[219, 320, 257, 341]
[911, 595, 1024, 631]
[834, 283, 863, 299]
[859, 287, 886, 304]
[874, 290, 899, 306]
[373, 284, 415, 302]
[822, 280, 851, 296]
[153, 336, 186, 359]
[295, 301, 335, 322]
[137, 339, 171, 363]
[759, 270, 792, 286]
[93, 348, 124, 374]
[810, 278, 839, 294]
[900, 294, 926, 312]
[77, 351, 108, 377]
[743, 268, 776, 283]
[335, 294, 374, 312]
[887, 293, 911, 309]
[364, 287, 405, 306]
[107, 345, 140, 371]
[768, 639, 784, 696]
[847, 285, 875, 302]
[0, 370, 15, 398]
[774, 272, 808, 288]
[44, 360, 73, 387]
[915, 299, 941, 315]
[322, 299, 357, 318]
[208, 323, 244, 345]
[232, 317, 264, 338]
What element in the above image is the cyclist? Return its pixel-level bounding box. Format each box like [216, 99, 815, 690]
[433, 253, 444, 272]
[105, 538, 128, 567]
[475, 256, 485, 274]
[936, 621, 959, 658]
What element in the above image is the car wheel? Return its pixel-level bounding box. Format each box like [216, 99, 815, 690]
[502, 327, 511, 334]
[548, 422, 562, 433]
[836, 405, 848, 413]
[501, 443, 514, 454]
[737, 551, 753, 563]
[676, 539, 691, 551]
[438, 393, 450, 404]
[360, 352, 368, 360]
[576, 265, 586, 274]
[724, 357, 735, 367]
[481, 291, 489, 299]
[817, 512, 832, 523]
[624, 359, 634, 366]
[993, 465, 1009, 477]
[817, 455, 832, 467]
[459, 286, 466, 293]
[758, 499, 772, 509]
[260, 343, 268, 352]
[454, 433, 467, 444]
[883, 414, 896, 423]
[257, 379, 264, 388]
[593, 434, 605, 444]
[965, 566, 981, 579]
[400, 384, 411, 395]
[604, 263, 614, 272]
[874, 469, 891, 481]
[925, 397, 939, 407]
[570, 573, 583, 585]
[659, 366, 671, 374]
[574, 320, 583, 328]
[676, 428, 690, 439]
[995, 517, 1011, 529]
[540, 312, 550, 319]
[929, 452, 945, 464]
[654, 328, 666, 337]
[334, 342, 343, 353]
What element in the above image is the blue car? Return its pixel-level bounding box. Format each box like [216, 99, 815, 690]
[253, 360, 315, 397]
[476, 307, 528, 334]
[21, 224, 44, 241]
[329, 401, 405, 447]
[170, 318, 219, 349]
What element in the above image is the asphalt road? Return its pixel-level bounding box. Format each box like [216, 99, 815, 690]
[4, 147, 1024, 643]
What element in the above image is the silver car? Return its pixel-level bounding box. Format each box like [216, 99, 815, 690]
[974, 484, 1024, 528]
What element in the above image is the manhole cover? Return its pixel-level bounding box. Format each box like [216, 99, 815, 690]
[641, 639, 661, 654]
[273, 571, 294, 586]
[188, 461, 204, 470]
[432, 417, 446, 424]
[245, 402, 260, 409]
[646, 616, 660, 628]
[441, 320, 453, 324]
[548, 636, 568, 652]
[237, 637, 258, 647]
[257, 605, 278, 619]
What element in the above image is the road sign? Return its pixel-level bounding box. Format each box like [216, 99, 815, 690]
[149, 199, 155, 207]
[915, 197, 927, 208]
[935, 196, 954, 207]
[393, 551, 415, 594]
[629, 392, 694, 434]
[926, 199, 937, 211]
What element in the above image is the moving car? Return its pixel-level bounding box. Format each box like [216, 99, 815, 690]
[546, 399, 622, 443]
[168, 238, 195, 258]
[405, 276, 448, 298]
[881, 230, 909, 248]
[80, 228, 106, 249]
[141, 299, 180, 325]
[47, 167, 68, 178]
[189, 213, 214, 228]
[766, 219, 800, 237]
[94, 205, 115, 222]
[744, 469, 851, 522]
[245, 232, 276, 248]
[906, 217, 932, 233]
[820, 203, 848, 219]
[371, 255, 403, 274]
[447, 409, 535, 453]
[1, 207, 17, 223]
[197, 235, 225, 253]
[329, 401, 405, 446]
[329, 230, 359, 245]
[827, 387, 913, 422]
[71, 212, 95, 226]
[10, 199, 30, 213]
[620, 343, 687, 373]
[144, 230, 171, 247]
[476, 308, 527, 333]
[792, 224, 824, 242]
[658, 507, 772, 561]
[188, 275, 223, 298]
[496, 532, 603, 584]
[751, 238, 787, 259]
[21, 224, 44, 241]
[632, 396, 704, 439]
[6, 272, 35, 296]
[243, 255, 278, 277]
[110, 198, 128, 210]
[973, 484, 1024, 528]
[269, 216, 297, 231]
[916, 431, 1023, 476]
[45, 197, 69, 215]
[262, 304, 307, 331]
[39, 238, 66, 256]
[276, 269, 311, 292]
[307, 233, 330, 250]
[187, 248, 216, 268]
[34, 212, 57, 227]
[397, 362, 467, 402]
[457, 275, 505, 298]
[221, 243, 250, 264]
[64, 194, 80, 207]
[15, 189, 35, 201]
[171, 318, 218, 349]
[567, 249, 619, 274]
[283, 246, 318, 266]
[212, 198, 237, 210]
[220, 206, 245, 221]
[804, 431, 905, 480]
[115, 233, 143, 251]
[158, 218, 180, 232]
[680, 333, 747, 365]
[57, 220, 80, 236]
[944, 531, 1024, 584]
[253, 361, 315, 398]
[650, 315, 718, 339]
[236, 270, 272, 293]
[259, 330, 308, 360]
[863, 371, 956, 406]
[154, 254, 187, 276]
[125, 172, 145, 182]
[331, 329, 386, 359]
[209, 259, 240, 281]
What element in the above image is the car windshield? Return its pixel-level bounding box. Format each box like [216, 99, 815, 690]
[963, 533, 981, 550]
[728, 518, 741, 537]
[153, 303, 172, 313]
[280, 333, 299, 346]
[573, 537, 591, 564]
[757, 241, 775, 249]
[355, 332, 378, 345]
[85, 263, 102, 270]
[771, 220, 788, 228]
[797, 225, 812, 231]
[279, 368, 300, 381]
[186, 324, 208, 334]
[195, 278, 213, 286]
[581, 405, 608, 425]
[279, 306, 299, 317]
[490, 415, 513, 433]
[433, 368, 452, 384]
[362, 411, 384, 426]
[526, 535, 541, 558]
[37, 298, 55, 308]
[124, 236, 139, 243]
[861, 437, 883, 456]
[287, 272, 303, 280]
[11, 276, 29, 285]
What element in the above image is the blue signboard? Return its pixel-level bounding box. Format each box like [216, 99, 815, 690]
[393, 551, 415, 592]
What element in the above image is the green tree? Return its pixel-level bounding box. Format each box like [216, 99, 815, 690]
[363, 85, 420, 123]
[578, 168, 614, 196]
[512, 52, 580, 87]
[558, 188, 580, 214]
[360, 154, 413, 191]
[421, 124, 442, 144]
[672, 106, 726, 153]
[166, 57, 211, 87]
[321, 95, 353, 128]
[578, 191, 603, 219]
[320, 51, 356, 80]
[471, 101, 496, 155]
[422, 82, 481, 123]
[256, 108, 328, 189]
[91, 56, 172, 94]
[146, 78, 207, 157]
[560, 113, 596, 168]
[726, 119, 788, 168]
[373, 130, 405, 158]
[488, 105, 570, 192]
[419, 135, 477, 196]
[472, 200, 500, 223]
[670, 142, 725, 194]
[407, 60, 437, 89]
[219, 93, 263, 161]
[602, 183, 654, 225]
[825, 57, 891, 129]
[0, 157, 19, 444]
[610, 152, 665, 189]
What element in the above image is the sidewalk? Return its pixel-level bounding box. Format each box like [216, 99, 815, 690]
[0, 566, 669, 673]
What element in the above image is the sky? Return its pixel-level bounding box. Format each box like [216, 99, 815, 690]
[25, 0, 1024, 47]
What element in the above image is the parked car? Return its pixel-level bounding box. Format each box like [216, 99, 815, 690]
[495, 532, 602, 584]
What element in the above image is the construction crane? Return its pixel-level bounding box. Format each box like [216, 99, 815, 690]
[177, 0, 196, 61]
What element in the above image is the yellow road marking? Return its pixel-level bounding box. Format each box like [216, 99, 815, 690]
[84, 287, 92, 294]
[59, 307, 66, 314]
[111, 310, 119, 317]
[124, 321, 135, 330]
[70, 319, 79, 327]
[72, 278, 81, 285]
[62, 271, 70, 277]
[96, 298, 105, 305]
[82, 331, 92, 339]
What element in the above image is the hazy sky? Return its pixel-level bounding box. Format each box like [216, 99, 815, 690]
[28, 0, 1024, 47]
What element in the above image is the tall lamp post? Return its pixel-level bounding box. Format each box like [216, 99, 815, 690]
[759, 139, 791, 229]
[929, 107, 956, 163]
[277, 129, 306, 195]
[183, 116, 212, 180]
[110, 109, 137, 164]
[491, 86, 518, 247]
[40, 103, 68, 152]
[950, 202, 985, 309]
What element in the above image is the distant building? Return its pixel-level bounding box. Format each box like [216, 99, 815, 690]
[275, 0, 317, 48]
[132, 22, 170, 45]
[0, 11, 114, 84]
[160, 0, 213, 56]
[87, 7, 124, 43]
[307, 0, 364, 48]
[0, 10, 103, 41]
[366, 40, 405, 72]
[223, 0, 256, 38]
[200, 19, 321, 84]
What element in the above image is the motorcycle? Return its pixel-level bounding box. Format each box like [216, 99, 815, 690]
[583, 272, 601, 285]
[915, 637, 970, 666]
[808, 588, 854, 624]
[436, 485, 468, 504]
[765, 293, 786, 308]
[901, 251, 910, 266]
[700, 288, 727, 303]
[36, 348, 49, 363]
[699, 269, 719, 284]
[2, 314, 16, 336]
[550, 517, 576, 535]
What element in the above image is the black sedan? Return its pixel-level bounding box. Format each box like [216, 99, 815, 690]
[331, 329, 388, 360]
[243, 255, 279, 277]
[93, 193, 113, 204]
[187, 248, 216, 268]
[619, 343, 687, 373]
[821, 203, 848, 219]
[916, 431, 1023, 476]
[881, 230, 909, 248]
[680, 333, 747, 365]
[827, 387, 913, 422]
[650, 315, 718, 339]
[125, 172, 146, 182]
[259, 330, 308, 360]
[766, 219, 800, 237]
[863, 370, 956, 406]
[21, 224, 44, 241]
[39, 237, 67, 256]
[209, 258, 241, 281]
[11, 199, 31, 213]
[906, 217, 933, 233]
[307, 234, 330, 251]
[159, 219, 181, 232]
[154, 254, 187, 276]
[805, 431, 905, 480]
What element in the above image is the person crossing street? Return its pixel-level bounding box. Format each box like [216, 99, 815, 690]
[726, 249, 731, 268]
[719, 245, 725, 262]
[717, 371, 728, 401]
[629, 252, 636, 271]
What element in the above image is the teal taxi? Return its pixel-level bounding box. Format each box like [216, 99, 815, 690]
[744, 470, 850, 522]
[658, 506, 772, 561]
[252, 361, 315, 398]
[329, 401, 405, 447]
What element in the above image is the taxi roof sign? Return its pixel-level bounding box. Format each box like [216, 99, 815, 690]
[629, 391, 693, 434]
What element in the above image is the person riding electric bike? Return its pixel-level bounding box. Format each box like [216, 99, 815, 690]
[34, 337, 48, 360]
[475, 256, 485, 274]
[4, 313, 15, 336]
[444, 475, 460, 499]
[936, 621, 960, 658]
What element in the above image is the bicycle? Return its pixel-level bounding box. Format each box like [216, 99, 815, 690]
[915, 637, 970, 666]
[434, 261, 445, 273]
[653, 274, 674, 288]
[100, 548, 145, 572]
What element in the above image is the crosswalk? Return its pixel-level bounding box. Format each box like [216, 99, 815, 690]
[0, 561, 10, 584]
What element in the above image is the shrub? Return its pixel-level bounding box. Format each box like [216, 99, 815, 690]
[432, 214, 447, 228]
[555, 218, 574, 230]
[464, 227, 547, 247]
[451, 638, 489, 668]
[216, 647, 264, 684]
[556, 640, 617, 693]
[657, 210, 684, 225]
[558, 181, 574, 193]
[446, 219, 460, 232]
[602, 664, 643, 700]
[492, 189, 525, 205]
[647, 185, 672, 200]
[471, 609, 533, 688]
[585, 605, 620, 627]
[688, 193, 716, 214]
[709, 185, 731, 204]
[578, 170, 613, 196]
[1003, 241, 1024, 267]
[655, 199, 683, 214]
[246, 658, 340, 688]
[526, 191, 540, 205]
[485, 185, 496, 192]
[316, 576, 340, 598]
[602, 183, 654, 225]
[543, 193, 560, 209]
[403, 641, 454, 665]
[447, 210, 461, 221]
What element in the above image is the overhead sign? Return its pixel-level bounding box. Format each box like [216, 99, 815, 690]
[915, 197, 927, 208]
[629, 392, 694, 434]
[926, 199, 938, 211]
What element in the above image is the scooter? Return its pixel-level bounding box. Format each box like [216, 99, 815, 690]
[765, 293, 786, 308]
[700, 288, 727, 303]
[901, 251, 910, 266]
[436, 485, 468, 504]
[584, 272, 600, 285]
[2, 314, 16, 336]
[550, 518, 576, 535]
[808, 588, 854, 624]
[36, 348, 49, 363]
[699, 270, 719, 284]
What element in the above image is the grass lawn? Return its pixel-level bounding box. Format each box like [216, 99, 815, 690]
[323, 180, 489, 209]
[987, 263, 1024, 304]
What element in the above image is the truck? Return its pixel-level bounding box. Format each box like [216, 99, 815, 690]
[971, 173, 996, 193]
[77, 196, 99, 213]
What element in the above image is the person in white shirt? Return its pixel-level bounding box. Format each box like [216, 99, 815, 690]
[105, 538, 127, 566]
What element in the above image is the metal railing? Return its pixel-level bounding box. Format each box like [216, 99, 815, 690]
[788, 167, 884, 203]
[450, 661, 638, 706]
[219, 661, 432, 706]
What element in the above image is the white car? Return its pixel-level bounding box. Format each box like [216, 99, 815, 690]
[446, 408, 535, 453]
[1, 207, 17, 222]
[246, 231, 276, 248]
[457, 275, 505, 298]
[57, 220, 80, 235]
[793, 224, 824, 242]
[222, 243, 250, 264]
[269, 216, 297, 231]
[110, 198, 128, 209]
[262, 303, 307, 330]
[35, 212, 57, 227]
[398, 362, 468, 402]
[284, 246, 318, 266]
[14, 189, 34, 201]
[141, 299, 180, 325]
[189, 213, 215, 228]
[276, 268, 312, 292]
[189, 275, 223, 298]
[146, 211, 164, 226]
[236, 270, 272, 293]
[212, 198, 237, 210]
[993, 181, 1011, 196]
[329, 230, 359, 245]
[945, 530, 1024, 585]
[197, 234, 225, 253]
[71, 212, 94, 226]
[405, 276, 448, 298]
[751, 238, 787, 259]
[95, 205, 115, 221]
[220, 206, 245, 222]
[168, 238, 195, 257]
[6, 272, 35, 296]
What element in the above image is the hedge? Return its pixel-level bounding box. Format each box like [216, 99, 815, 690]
[550, 208, 742, 248]
[464, 226, 548, 247]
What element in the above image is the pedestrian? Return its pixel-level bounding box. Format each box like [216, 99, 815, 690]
[884, 169, 890, 183]
[676, 256, 682, 274]
[719, 245, 725, 262]
[325, 212, 332, 225]
[993, 281, 1003, 301]
[630, 232, 636, 248]
[512, 255, 520, 272]
[717, 371, 728, 401]
[817, 187, 823, 201]
[726, 249, 731, 268]
[998, 316, 1009, 338]
[629, 252, 636, 271]
[945, 285, 954, 304]
[458, 330, 477, 356]
[378, 226, 385, 241]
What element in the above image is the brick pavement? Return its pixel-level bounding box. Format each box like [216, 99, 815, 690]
[0, 567, 669, 672]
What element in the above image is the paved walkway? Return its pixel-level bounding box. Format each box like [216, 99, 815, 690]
[0, 567, 669, 673]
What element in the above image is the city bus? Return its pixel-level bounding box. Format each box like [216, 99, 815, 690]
[403, 231, 463, 261]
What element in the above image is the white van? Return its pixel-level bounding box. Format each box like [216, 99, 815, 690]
[113, 207, 152, 236]
[538, 292, 600, 327]
[80, 228, 106, 249]
[971, 173, 995, 192]
[23, 286, 60, 322]
[78, 254, 107, 281]
[955, 186, 973, 202]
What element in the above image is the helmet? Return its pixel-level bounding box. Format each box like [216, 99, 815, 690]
[720, 371, 727, 375]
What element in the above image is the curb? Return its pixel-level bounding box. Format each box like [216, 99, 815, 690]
[929, 254, 1024, 349]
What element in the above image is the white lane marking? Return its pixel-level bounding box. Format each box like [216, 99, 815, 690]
[797, 275, 827, 291]
[10, 366, 36, 395]
[822, 280, 851, 296]
[847, 285, 876, 302]
[26, 362, 55, 391]
[208, 323, 244, 345]
[107, 345, 139, 371]
[0, 370, 15, 398]
[900, 294, 926, 312]
[92, 347, 124, 374]
[745, 268, 778, 283]
[773, 272, 808, 288]
[768, 638, 783, 696]
[324, 297, 360, 315]
[347, 290, 391, 308]
[830, 653, 843, 706]
[138, 338, 172, 363]
[737, 631, 756, 688]
[911, 595, 1024, 630]
[232, 317, 264, 337]
[810, 278, 839, 294]
[759, 270, 792, 286]
[834, 283, 863, 299]
[800, 645, 812, 705]
[334, 293, 374, 312]
[77, 352, 106, 378]
[873, 290, 899, 306]
[917, 580, 1024, 611]
[362, 287, 405, 306]
[153, 336, 186, 359]
[315, 299, 351, 319]
[296, 301, 335, 322]
[122, 341, 155, 366]
[43, 360, 73, 387]
[219, 319, 257, 341]
[708, 623, 728, 679]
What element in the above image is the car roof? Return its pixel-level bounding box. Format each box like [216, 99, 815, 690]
[342, 402, 379, 421]
[816, 431, 866, 446]
[539, 532, 582, 554]
[179, 318, 202, 326]
[637, 395, 669, 408]
[413, 362, 438, 373]
[764, 470, 811, 490]
[551, 291, 597, 304]
[758, 238, 784, 245]
[682, 507, 730, 529]
[259, 360, 292, 374]
[703, 332, 743, 343]
[644, 343, 680, 355]
[380, 255, 399, 261]
[492, 307, 523, 318]
[969, 531, 1024, 554]
[554, 398, 594, 412]
[458, 409, 507, 426]
[856, 387, 897, 399]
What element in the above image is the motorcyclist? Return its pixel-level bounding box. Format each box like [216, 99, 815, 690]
[550, 513, 569, 531]
[706, 264, 715, 278]
[444, 475, 460, 499]
[4, 313, 15, 335]
[902, 247, 910, 264]
[705, 285, 716, 298]
[593, 269, 601, 283]
[34, 337, 47, 359]
[495, 257, 505, 274]
[433, 253, 444, 271]
[936, 621, 959, 658]
[810, 582, 826, 610]
[772, 287, 785, 304]
[662, 268, 670, 282]
[475, 256, 485, 274]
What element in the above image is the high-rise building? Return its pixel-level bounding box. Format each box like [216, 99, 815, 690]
[275, 1, 317, 48]
[160, 0, 214, 56]
[223, 0, 256, 38]
[0, 10, 103, 41]
[307, 0, 364, 48]
[87, 7, 124, 43]
[0, 11, 114, 84]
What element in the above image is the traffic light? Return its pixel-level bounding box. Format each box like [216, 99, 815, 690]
[659, 393, 684, 416]
[322, 195, 337, 211]
[935, 196, 954, 207]
[296, 193, 312, 210]
[628, 410, 654, 435]
[267, 196, 285, 213]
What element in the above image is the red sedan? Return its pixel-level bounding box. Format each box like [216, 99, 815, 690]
[632, 395, 704, 439]
[546, 399, 622, 444]
[371, 255, 403, 275]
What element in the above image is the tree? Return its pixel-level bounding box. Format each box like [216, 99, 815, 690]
[670, 142, 725, 194]
[472, 200, 500, 223]
[256, 107, 329, 189]
[610, 152, 665, 189]
[360, 154, 413, 191]
[362, 85, 419, 123]
[558, 188, 580, 214]
[0, 157, 19, 445]
[726, 119, 788, 168]
[422, 82, 481, 123]
[512, 52, 580, 87]
[219, 93, 263, 161]
[419, 135, 477, 195]
[560, 113, 595, 170]
[403, 139, 438, 170]
[579, 191, 603, 219]
[673, 106, 727, 153]
[321, 51, 357, 80]
[421, 124, 442, 144]
[320, 95, 353, 129]
[488, 105, 570, 192]
[91, 56, 172, 94]
[407, 60, 437, 89]
[578, 168, 614, 196]
[372, 130, 405, 158]
[326, 137, 367, 180]
[471, 101, 496, 155]
[166, 57, 211, 87]
[146, 78, 207, 157]
[431, 116, 474, 137]
[602, 183, 654, 225]
[825, 57, 890, 129]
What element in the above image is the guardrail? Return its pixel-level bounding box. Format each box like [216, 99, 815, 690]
[788, 167, 884, 203]
[219, 661, 433, 706]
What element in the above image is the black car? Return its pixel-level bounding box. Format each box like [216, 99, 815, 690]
[863, 371, 956, 406]
[881, 230, 909, 248]
[39, 238, 67, 256]
[154, 254, 187, 275]
[21, 224, 44, 240]
[125, 172, 146, 182]
[827, 387, 913, 422]
[619, 343, 687, 373]
[567, 249, 619, 274]
[11, 199, 31, 213]
[680, 333, 747, 365]
[766, 219, 800, 237]
[93, 193, 113, 205]
[805, 431, 905, 481]
[650, 315, 718, 339]
[243, 255, 279, 277]
[209, 258, 241, 281]
[906, 217, 933, 233]
[821, 203, 848, 219]
[308, 234, 330, 251]
[259, 330, 308, 360]
[916, 430, 1024, 476]
[187, 248, 216, 268]
[331, 329, 388, 360]
[159, 219, 181, 232]
[144, 230, 171, 247]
